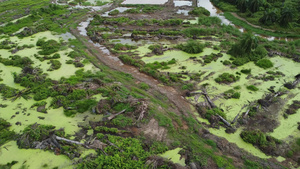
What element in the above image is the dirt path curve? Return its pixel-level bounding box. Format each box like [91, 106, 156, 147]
[230, 12, 276, 32]
[70, 27, 193, 117]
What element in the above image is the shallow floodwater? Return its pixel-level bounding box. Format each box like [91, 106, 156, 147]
[0, 141, 72, 169]
[122, 0, 168, 4]
[0, 31, 104, 168]
[102, 7, 132, 17]
[137, 42, 300, 160]
[174, 1, 192, 7]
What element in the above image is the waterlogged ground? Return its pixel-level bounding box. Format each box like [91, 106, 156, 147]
[133, 41, 300, 160]
[0, 31, 102, 168]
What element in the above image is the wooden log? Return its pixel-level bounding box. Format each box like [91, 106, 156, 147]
[107, 109, 126, 121]
[231, 113, 240, 124]
[217, 115, 231, 127]
[203, 93, 217, 109]
[55, 136, 84, 145]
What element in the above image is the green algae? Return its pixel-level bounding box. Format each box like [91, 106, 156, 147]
[0, 97, 103, 134]
[270, 94, 300, 140]
[209, 127, 270, 159]
[138, 39, 300, 160]
[0, 31, 97, 80]
[0, 63, 23, 89]
[0, 141, 72, 169]
[159, 148, 185, 166]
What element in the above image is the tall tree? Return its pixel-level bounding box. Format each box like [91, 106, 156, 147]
[236, 0, 249, 13]
[249, 0, 266, 13]
[259, 8, 279, 25]
[279, 7, 293, 26]
[240, 32, 258, 54]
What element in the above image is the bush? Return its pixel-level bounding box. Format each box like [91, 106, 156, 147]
[37, 39, 61, 55]
[224, 89, 240, 99]
[139, 82, 150, 90]
[188, 7, 210, 16]
[255, 59, 273, 69]
[247, 85, 259, 91]
[176, 40, 205, 54]
[241, 69, 251, 74]
[223, 60, 231, 65]
[108, 10, 119, 16]
[205, 108, 226, 120]
[215, 73, 239, 84]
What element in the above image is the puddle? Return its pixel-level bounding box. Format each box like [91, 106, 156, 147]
[177, 9, 190, 16]
[174, 1, 193, 7]
[102, 7, 132, 17]
[78, 18, 93, 36]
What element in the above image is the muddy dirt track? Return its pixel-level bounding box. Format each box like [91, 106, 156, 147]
[70, 26, 193, 117]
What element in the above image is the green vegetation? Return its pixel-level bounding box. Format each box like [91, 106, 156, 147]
[139, 82, 150, 90]
[113, 43, 138, 51]
[122, 4, 164, 14]
[212, 0, 300, 35]
[18, 124, 55, 148]
[203, 53, 223, 64]
[0, 118, 15, 146]
[37, 39, 61, 55]
[240, 129, 282, 154]
[224, 89, 241, 99]
[215, 73, 239, 84]
[77, 135, 167, 168]
[255, 58, 273, 69]
[198, 16, 221, 26]
[247, 85, 259, 92]
[188, 7, 210, 16]
[241, 69, 251, 74]
[176, 40, 205, 54]
[0, 55, 33, 67]
[205, 108, 227, 120]
[108, 9, 119, 16]
[229, 33, 268, 66]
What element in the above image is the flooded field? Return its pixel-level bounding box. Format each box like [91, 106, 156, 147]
[1, 0, 299, 168]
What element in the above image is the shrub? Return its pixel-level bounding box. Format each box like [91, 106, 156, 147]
[188, 7, 210, 16]
[108, 10, 119, 16]
[255, 59, 273, 69]
[205, 108, 226, 120]
[37, 39, 61, 55]
[215, 73, 239, 84]
[247, 85, 259, 91]
[223, 60, 231, 65]
[176, 40, 205, 54]
[224, 89, 240, 99]
[241, 69, 251, 74]
[139, 82, 150, 90]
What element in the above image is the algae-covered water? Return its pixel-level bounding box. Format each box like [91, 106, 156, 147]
[159, 148, 185, 166]
[136, 43, 300, 160]
[0, 31, 103, 168]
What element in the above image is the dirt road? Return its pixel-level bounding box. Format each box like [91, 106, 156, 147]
[70, 26, 193, 116]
